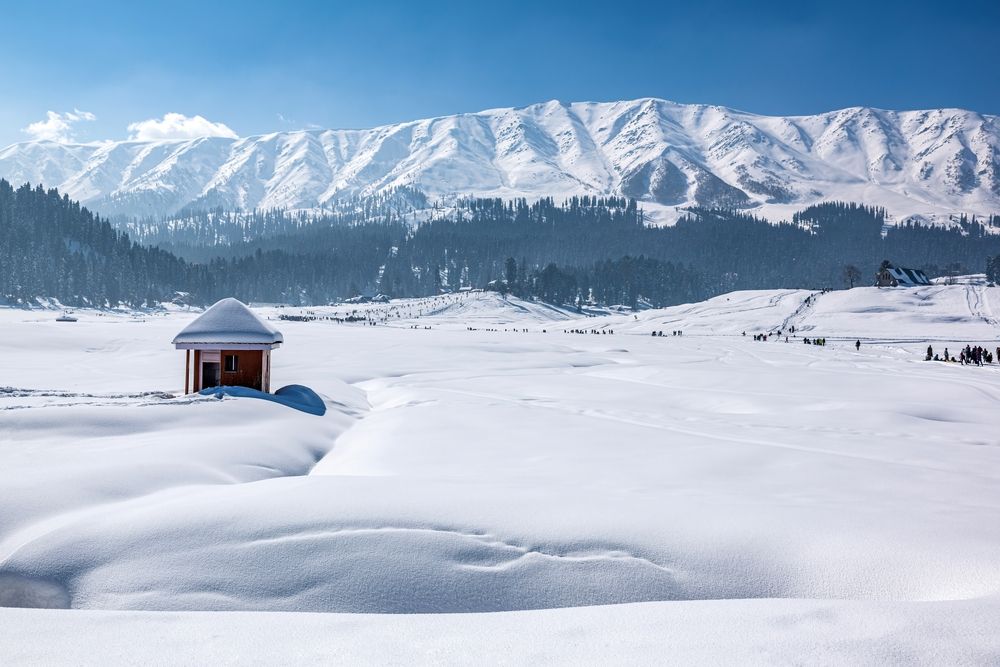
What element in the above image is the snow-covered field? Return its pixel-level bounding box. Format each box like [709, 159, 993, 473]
[2, 286, 1000, 664]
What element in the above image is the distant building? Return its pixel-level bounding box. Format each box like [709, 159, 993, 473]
[874, 262, 930, 287]
[173, 298, 283, 394]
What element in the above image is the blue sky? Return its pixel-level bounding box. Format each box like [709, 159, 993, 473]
[2, 0, 998, 146]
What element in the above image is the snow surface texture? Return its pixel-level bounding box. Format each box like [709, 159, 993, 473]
[1, 98, 998, 224]
[1, 287, 1000, 663]
[3, 600, 999, 666]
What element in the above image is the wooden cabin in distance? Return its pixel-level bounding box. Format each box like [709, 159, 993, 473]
[874, 261, 931, 287]
[173, 298, 283, 394]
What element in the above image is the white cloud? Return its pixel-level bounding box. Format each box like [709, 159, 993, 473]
[127, 113, 238, 141]
[22, 109, 97, 143]
[277, 113, 323, 131]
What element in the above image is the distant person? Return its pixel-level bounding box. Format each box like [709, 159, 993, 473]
[855, 340, 861, 351]
[926, 345, 933, 361]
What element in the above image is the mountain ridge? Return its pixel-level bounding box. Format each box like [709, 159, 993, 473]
[2, 97, 998, 223]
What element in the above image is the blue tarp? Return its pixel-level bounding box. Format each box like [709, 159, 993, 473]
[199, 384, 327, 416]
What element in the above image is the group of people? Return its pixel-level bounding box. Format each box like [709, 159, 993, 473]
[926, 345, 999, 365]
[650, 330, 683, 337]
[564, 328, 615, 335]
[744, 330, 848, 348]
[746, 326, 792, 339]
[466, 327, 529, 332]
[272, 293, 481, 326]
[746, 330, 793, 341]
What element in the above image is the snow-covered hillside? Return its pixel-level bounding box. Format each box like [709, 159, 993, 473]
[285, 285, 1000, 341]
[1, 286, 999, 662]
[565, 284, 1000, 341]
[1, 98, 998, 224]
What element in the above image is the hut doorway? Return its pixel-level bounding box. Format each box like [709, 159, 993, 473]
[202, 362, 221, 389]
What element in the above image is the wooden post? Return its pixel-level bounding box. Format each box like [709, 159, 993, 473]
[264, 349, 271, 393]
[194, 350, 201, 392]
[184, 349, 190, 394]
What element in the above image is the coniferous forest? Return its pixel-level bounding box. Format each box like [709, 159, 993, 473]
[2, 178, 999, 309]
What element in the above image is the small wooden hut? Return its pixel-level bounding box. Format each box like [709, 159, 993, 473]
[874, 262, 931, 287]
[173, 298, 283, 394]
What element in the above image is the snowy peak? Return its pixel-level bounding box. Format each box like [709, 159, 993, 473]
[1, 98, 998, 222]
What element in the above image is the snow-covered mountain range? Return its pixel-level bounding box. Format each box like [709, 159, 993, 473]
[1, 98, 998, 223]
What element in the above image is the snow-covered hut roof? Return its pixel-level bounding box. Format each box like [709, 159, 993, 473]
[172, 298, 283, 349]
[883, 266, 931, 286]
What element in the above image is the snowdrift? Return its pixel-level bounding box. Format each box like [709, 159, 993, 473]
[1, 286, 999, 660]
[200, 384, 327, 416]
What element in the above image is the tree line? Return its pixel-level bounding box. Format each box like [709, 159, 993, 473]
[2, 178, 999, 309]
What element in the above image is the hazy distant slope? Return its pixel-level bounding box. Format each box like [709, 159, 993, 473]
[1, 98, 998, 222]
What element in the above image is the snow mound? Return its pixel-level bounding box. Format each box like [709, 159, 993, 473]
[420, 292, 578, 326]
[0, 574, 70, 609]
[200, 384, 327, 416]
